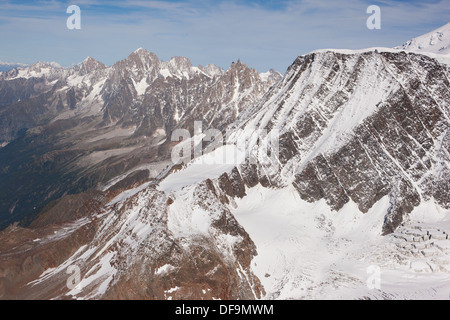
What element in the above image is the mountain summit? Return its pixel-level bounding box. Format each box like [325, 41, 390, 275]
[0, 27, 449, 300]
[0, 49, 282, 230]
[0, 61, 27, 72]
[395, 22, 450, 54]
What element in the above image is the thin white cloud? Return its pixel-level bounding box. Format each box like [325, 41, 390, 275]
[124, 0, 190, 10]
[0, 0, 449, 72]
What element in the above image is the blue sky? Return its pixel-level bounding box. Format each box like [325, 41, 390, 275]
[0, 0, 449, 72]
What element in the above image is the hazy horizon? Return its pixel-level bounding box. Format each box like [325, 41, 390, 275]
[1, 0, 450, 72]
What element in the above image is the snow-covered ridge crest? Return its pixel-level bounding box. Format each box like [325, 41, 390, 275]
[310, 47, 450, 66]
[226, 47, 450, 234]
[3, 23, 450, 300]
[395, 22, 450, 55]
[0, 61, 28, 72]
[3, 61, 64, 80]
[2, 47, 281, 90]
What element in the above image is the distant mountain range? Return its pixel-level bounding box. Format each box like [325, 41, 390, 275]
[0, 48, 282, 231]
[0, 23, 449, 300]
[0, 61, 27, 72]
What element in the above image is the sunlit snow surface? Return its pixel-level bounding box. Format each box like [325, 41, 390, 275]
[395, 22, 450, 55]
[27, 158, 450, 300]
[158, 144, 246, 193]
[158, 132, 450, 300]
[21, 46, 450, 300]
[232, 185, 450, 300]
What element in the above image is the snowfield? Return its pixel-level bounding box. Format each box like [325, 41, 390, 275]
[232, 184, 450, 300]
[158, 144, 246, 193]
[4, 26, 450, 300]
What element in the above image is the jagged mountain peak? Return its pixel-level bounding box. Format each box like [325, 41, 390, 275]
[231, 48, 450, 232]
[130, 47, 152, 57]
[0, 60, 63, 80]
[29, 61, 58, 70]
[48, 61, 62, 68]
[1, 32, 450, 300]
[166, 56, 193, 74]
[133, 47, 146, 53]
[82, 56, 98, 63]
[221, 59, 264, 93]
[260, 68, 282, 84]
[225, 59, 255, 77]
[131, 48, 159, 61]
[119, 48, 160, 72]
[230, 58, 247, 69]
[75, 56, 106, 75]
[199, 64, 225, 77]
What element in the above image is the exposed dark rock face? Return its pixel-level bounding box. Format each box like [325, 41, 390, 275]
[230, 50, 450, 234]
[0, 206, 100, 299]
[0, 179, 263, 300]
[0, 50, 280, 230]
[0, 47, 448, 300]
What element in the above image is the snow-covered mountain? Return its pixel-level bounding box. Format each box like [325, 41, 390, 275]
[228, 49, 450, 234]
[0, 49, 281, 142]
[1, 27, 450, 300]
[0, 61, 27, 72]
[0, 49, 282, 231]
[0, 49, 282, 299]
[224, 48, 450, 298]
[395, 22, 450, 54]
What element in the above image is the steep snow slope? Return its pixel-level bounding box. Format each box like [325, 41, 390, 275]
[228, 48, 450, 234]
[232, 184, 450, 299]
[0, 48, 281, 230]
[12, 177, 263, 300]
[395, 22, 450, 55]
[1, 45, 450, 300]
